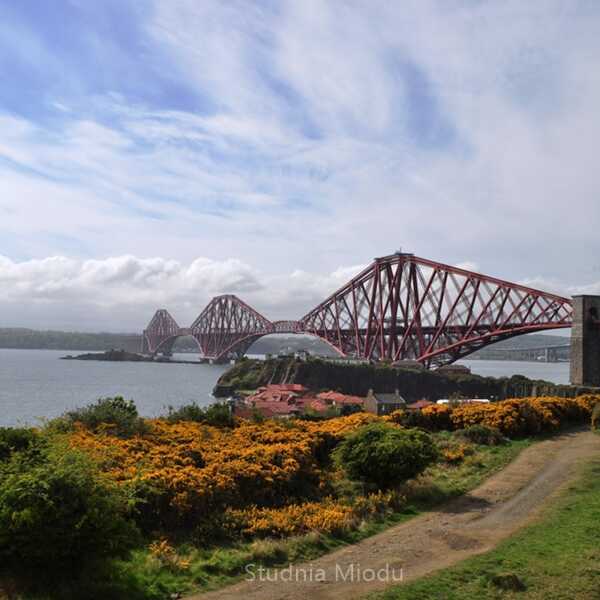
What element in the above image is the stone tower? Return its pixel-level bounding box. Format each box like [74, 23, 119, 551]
[570, 295, 600, 386]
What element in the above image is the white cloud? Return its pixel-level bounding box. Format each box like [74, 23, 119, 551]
[1, 0, 599, 332]
[0, 254, 259, 321]
[519, 276, 600, 299]
[1, 249, 596, 333]
[454, 262, 480, 274]
[0, 254, 364, 329]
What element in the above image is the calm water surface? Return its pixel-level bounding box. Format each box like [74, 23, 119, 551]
[459, 359, 569, 384]
[0, 349, 228, 426]
[0, 349, 570, 427]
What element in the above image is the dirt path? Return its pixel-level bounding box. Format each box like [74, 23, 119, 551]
[189, 429, 600, 600]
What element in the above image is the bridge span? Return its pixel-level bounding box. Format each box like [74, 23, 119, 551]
[142, 253, 575, 369]
[480, 344, 570, 363]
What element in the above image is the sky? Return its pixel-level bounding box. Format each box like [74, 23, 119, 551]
[1, 0, 599, 332]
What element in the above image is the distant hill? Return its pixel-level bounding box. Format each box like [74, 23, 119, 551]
[0, 328, 569, 357]
[0, 328, 335, 355]
[469, 333, 570, 360]
[0, 328, 142, 352]
[473, 333, 569, 350]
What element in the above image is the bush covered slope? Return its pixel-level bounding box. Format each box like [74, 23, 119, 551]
[215, 357, 599, 400]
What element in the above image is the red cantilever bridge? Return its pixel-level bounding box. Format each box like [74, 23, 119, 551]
[142, 253, 573, 368]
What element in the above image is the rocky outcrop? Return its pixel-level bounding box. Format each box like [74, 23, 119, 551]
[215, 357, 600, 401]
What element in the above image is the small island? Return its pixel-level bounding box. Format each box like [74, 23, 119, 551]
[61, 349, 154, 362]
[61, 349, 201, 364]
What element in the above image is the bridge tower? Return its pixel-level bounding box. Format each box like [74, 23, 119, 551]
[570, 295, 600, 386]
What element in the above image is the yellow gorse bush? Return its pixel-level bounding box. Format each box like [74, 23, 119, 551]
[148, 538, 190, 572]
[226, 500, 355, 537]
[67, 414, 389, 526]
[225, 489, 404, 538]
[441, 442, 473, 464]
[450, 395, 597, 436]
[384, 396, 598, 437]
[66, 395, 599, 540]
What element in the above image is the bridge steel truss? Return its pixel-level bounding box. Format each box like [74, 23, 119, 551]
[301, 254, 572, 367]
[140, 309, 181, 356]
[142, 254, 573, 366]
[190, 295, 274, 359]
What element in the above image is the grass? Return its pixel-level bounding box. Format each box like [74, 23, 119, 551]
[104, 435, 532, 599]
[401, 433, 531, 510]
[369, 452, 600, 600]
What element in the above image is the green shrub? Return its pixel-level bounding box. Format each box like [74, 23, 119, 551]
[0, 442, 139, 589]
[165, 402, 234, 427]
[165, 402, 206, 422]
[395, 409, 427, 428]
[456, 424, 506, 446]
[67, 397, 147, 437]
[340, 404, 363, 416]
[249, 408, 265, 424]
[202, 403, 234, 427]
[0, 427, 40, 461]
[334, 423, 438, 489]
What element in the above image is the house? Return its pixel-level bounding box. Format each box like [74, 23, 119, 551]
[364, 389, 407, 416]
[245, 384, 308, 404]
[238, 384, 366, 419]
[239, 383, 331, 419]
[301, 398, 330, 413]
[316, 391, 365, 408]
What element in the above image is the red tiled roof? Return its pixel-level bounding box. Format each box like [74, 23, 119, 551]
[317, 391, 365, 405]
[239, 385, 366, 418]
[267, 384, 308, 393]
[252, 401, 300, 415]
[245, 384, 310, 405]
[407, 400, 433, 409]
[307, 399, 329, 413]
[246, 390, 295, 404]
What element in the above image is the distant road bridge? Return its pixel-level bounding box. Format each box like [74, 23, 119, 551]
[142, 253, 573, 368]
[481, 344, 570, 363]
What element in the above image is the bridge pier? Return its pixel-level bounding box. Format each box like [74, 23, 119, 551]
[570, 295, 600, 386]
